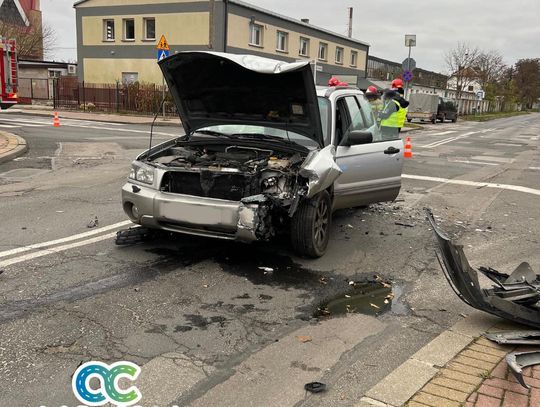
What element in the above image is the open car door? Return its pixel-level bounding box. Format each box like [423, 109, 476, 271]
[332, 94, 403, 210]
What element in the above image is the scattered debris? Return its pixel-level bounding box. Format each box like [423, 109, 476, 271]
[296, 335, 312, 343]
[55, 210, 64, 213]
[319, 277, 328, 285]
[134, 287, 140, 292]
[203, 284, 209, 288]
[0, 269, 4, 276]
[87, 216, 99, 228]
[427, 209, 540, 328]
[304, 382, 327, 393]
[395, 221, 415, 228]
[506, 351, 540, 389]
[370, 303, 380, 309]
[115, 227, 154, 245]
[258, 267, 274, 272]
[485, 331, 540, 345]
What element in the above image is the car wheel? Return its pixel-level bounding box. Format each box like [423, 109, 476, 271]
[441, 114, 446, 123]
[452, 117, 457, 123]
[290, 191, 332, 258]
[407, 118, 412, 123]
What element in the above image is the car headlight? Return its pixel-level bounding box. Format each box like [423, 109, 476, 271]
[128, 163, 155, 185]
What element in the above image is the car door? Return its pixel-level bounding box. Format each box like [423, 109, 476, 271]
[332, 94, 404, 210]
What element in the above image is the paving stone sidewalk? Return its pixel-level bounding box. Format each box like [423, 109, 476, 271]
[407, 332, 540, 407]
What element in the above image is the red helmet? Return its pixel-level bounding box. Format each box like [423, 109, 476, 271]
[366, 85, 378, 94]
[328, 77, 340, 86]
[391, 78, 403, 88]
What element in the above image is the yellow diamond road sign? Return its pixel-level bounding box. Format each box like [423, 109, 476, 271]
[156, 35, 170, 51]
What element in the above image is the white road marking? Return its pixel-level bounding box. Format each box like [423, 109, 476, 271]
[529, 167, 540, 170]
[450, 159, 499, 166]
[420, 131, 480, 148]
[0, 124, 20, 128]
[402, 174, 540, 196]
[0, 232, 118, 268]
[493, 143, 525, 147]
[0, 220, 132, 259]
[426, 131, 457, 136]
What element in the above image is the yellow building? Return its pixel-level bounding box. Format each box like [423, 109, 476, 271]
[74, 0, 370, 85]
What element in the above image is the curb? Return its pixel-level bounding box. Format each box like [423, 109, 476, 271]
[357, 312, 501, 407]
[15, 109, 181, 127]
[0, 131, 28, 164]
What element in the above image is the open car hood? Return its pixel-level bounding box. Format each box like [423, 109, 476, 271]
[158, 51, 324, 147]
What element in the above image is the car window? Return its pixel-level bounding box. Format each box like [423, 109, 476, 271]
[355, 95, 375, 128]
[318, 97, 331, 146]
[344, 96, 367, 133]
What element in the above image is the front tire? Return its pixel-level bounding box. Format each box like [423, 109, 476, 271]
[290, 191, 332, 258]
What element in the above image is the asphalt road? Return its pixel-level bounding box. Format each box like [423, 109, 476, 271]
[0, 111, 539, 406]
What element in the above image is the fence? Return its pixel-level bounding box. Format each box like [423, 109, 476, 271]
[52, 78, 176, 116]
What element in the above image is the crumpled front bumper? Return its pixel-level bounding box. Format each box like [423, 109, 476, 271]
[122, 182, 265, 242]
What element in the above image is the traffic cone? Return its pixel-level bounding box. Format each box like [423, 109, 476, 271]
[404, 137, 413, 158]
[53, 112, 61, 127]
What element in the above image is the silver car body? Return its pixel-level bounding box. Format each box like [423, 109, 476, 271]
[122, 52, 403, 243]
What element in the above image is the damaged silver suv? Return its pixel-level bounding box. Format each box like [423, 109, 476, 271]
[122, 52, 404, 257]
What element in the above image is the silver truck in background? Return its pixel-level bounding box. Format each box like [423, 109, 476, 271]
[407, 93, 458, 124]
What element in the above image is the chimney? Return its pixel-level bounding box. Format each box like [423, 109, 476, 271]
[301, 18, 310, 24]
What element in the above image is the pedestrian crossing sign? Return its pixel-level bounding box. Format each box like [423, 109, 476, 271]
[157, 50, 170, 61]
[156, 35, 170, 51]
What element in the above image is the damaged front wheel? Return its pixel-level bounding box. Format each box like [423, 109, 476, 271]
[290, 191, 331, 258]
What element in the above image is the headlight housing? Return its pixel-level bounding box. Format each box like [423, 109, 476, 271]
[129, 162, 155, 185]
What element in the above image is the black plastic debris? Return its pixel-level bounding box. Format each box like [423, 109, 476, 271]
[485, 331, 540, 346]
[506, 351, 540, 389]
[87, 216, 99, 228]
[115, 227, 154, 245]
[304, 382, 327, 393]
[426, 209, 540, 329]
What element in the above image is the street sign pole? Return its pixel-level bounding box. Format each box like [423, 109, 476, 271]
[404, 34, 416, 98]
[405, 45, 412, 97]
[156, 35, 171, 119]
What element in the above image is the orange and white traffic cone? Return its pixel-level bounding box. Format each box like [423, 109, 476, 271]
[53, 112, 61, 127]
[404, 137, 413, 158]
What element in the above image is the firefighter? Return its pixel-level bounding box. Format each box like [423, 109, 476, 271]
[391, 78, 409, 132]
[379, 89, 401, 140]
[365, 86, 383, 120]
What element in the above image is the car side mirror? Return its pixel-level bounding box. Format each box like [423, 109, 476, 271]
[341, 130, 373, 147]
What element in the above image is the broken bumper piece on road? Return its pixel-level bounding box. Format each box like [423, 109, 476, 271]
[426, 209, 540, 329]
[506, 351, 540, 389]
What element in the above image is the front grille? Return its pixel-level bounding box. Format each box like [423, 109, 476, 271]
[161, 170, 259, 201]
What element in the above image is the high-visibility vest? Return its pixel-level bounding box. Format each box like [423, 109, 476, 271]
[397, 105, 408, 127]
[380, 100, 401, 128]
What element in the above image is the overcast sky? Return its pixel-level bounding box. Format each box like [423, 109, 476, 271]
[43, 0, 540, 73]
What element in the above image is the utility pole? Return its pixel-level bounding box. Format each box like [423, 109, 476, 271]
[404, 34, 416, 98]
[347, 7, 353, 38]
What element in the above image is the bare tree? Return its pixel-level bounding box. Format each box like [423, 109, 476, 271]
[445, 42, 480, 100]
[475, 50, 506, 93]
[0, 20, 56, 60]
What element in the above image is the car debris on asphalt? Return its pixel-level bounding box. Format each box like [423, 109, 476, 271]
[86, 215, 98, 228]
[426, 208, 540, 329]
[304, 382, 327, 393]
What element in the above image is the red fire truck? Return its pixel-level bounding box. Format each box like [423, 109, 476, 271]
[0, 38, 18, 110]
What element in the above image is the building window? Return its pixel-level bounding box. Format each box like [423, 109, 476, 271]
[122, 72, 138, 84]
[276, 31, 288, 52]
[123, 19, 135, 41]
[335, 47, 344, 64]
[103, 19, 115, 41]
[318, 42, 327, 61]
[249, 23, 263, 46]
[468, 85, 474, 91]
[144, 18, 155, 40]
[350, 51, 358, 67]
[299, 37, 310, 57]
[48, 70, 62, 78]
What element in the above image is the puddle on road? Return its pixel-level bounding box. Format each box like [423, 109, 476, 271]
[315, 281, 405, 318]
